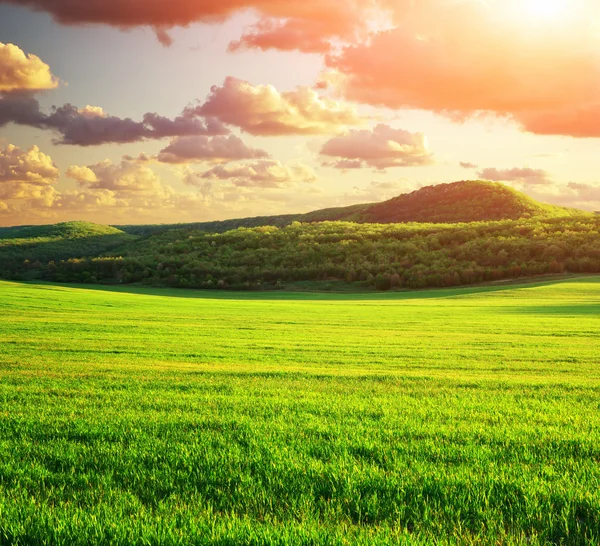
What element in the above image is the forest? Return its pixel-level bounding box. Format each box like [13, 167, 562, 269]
[1, 181, 597, 291]
[2, 216, 599, 290]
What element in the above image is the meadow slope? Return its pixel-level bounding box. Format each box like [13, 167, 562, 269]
[0, 279, 599, 545]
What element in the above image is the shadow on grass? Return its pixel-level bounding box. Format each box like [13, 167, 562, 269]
[12, 275, 600, 302]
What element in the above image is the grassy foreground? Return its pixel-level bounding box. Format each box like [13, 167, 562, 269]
[0, 280, 599, 545]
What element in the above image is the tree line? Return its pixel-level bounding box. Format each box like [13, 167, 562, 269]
[2, 217, 599, 290]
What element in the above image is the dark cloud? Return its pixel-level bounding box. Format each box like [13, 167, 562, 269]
[0, 94, 228, 146]
[1, 0, 380, 52]
[0, 93, 45, 126]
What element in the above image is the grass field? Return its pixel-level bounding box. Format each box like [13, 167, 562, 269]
[0, 279, 599, 545]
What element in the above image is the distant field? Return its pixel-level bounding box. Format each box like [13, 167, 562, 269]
[0, 279, 599, 545]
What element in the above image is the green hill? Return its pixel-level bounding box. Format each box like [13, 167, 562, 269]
[0, 221, 126, 240]
[359, 180, 574, 223]
[117, 181, 581, 236]
[0, 182, 596, 290]
[0, 222, 135, 279]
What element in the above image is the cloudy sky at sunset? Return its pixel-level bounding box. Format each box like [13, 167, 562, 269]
[2, 0, 600, 226]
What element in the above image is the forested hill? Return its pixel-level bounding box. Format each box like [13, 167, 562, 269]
[0, 222, 134, 264]
[1, 181, 597, 291]
[359, 180, 572, 223]
[117, 181, 580, 236]
[2, 216, 600, 291]
[0, 222, 125, 240]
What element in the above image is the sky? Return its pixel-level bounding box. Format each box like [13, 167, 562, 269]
[1, 0, 600, 226]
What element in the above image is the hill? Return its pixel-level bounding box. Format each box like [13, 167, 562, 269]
[117, 181, 580, 235]
[359, 180, 572, 223]
[4, 215, 598, 290]
[0, 182, 596, 290]
[0, 221, 125, 240]
[0, 222, 135, 279]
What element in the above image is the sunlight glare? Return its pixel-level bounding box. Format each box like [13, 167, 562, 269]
[524, 0, 569, 20]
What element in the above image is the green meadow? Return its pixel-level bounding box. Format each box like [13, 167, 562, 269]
[0, 279, 599, 545]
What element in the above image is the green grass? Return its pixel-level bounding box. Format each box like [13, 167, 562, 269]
[0, 279, 599, 545]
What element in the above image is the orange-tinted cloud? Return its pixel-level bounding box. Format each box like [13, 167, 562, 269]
[3, 0, 382, 53]
[157, 135, 270, 164]
[229, 18, 337, 54]
[0, 42, 58, 92]
[193, 160, 317, 188]
[478, 167, 553, 186]
[321, 124, 433, 170]
[326, 0, 600, 137]
[0, 95, 228, 145]
[196, 77, 362, 136]
[518, 104, 600, 138]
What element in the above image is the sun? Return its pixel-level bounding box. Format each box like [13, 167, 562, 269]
[524, 0, 569, 20]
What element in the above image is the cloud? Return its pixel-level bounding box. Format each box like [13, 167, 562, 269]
[0, 144, 316, 226]
[188, 160, 317, 188]
[478, 167, 553, 186]
[460, 161, 478, 169]
[518, 181, 600, 212]
[67, 159, 164, 195]
[196, 77, 362, 136]
[0, 143, 59, 216]
[57, 158, 319, 225]
[0, 144, 59, 205]
[0, 42, 58, 92]
[0, 93, 46, 126]
[325, 0, 600, 137]
[328, 159, 364, 170]
[229, 18, 337, 54]
[517, 103, 600, 138]
[563, 183, 600, 209]
[320, 124, 433, 170]
[3, 0, 380, 53]
[157, 135, 270, 164]
[154, 27, 174, 47]
[0, 94, 229, 146]
[59, 159, 220, 222]
[0, 143, 59, 186]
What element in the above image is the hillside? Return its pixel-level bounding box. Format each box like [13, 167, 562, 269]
[0, 182, 596, 290]
[3, 215, 599, 290]
[117, 181, 580, 235]
[359, 180, 573, 223]
[0, 221, 125, 240]
[0, 222, 135, 279]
